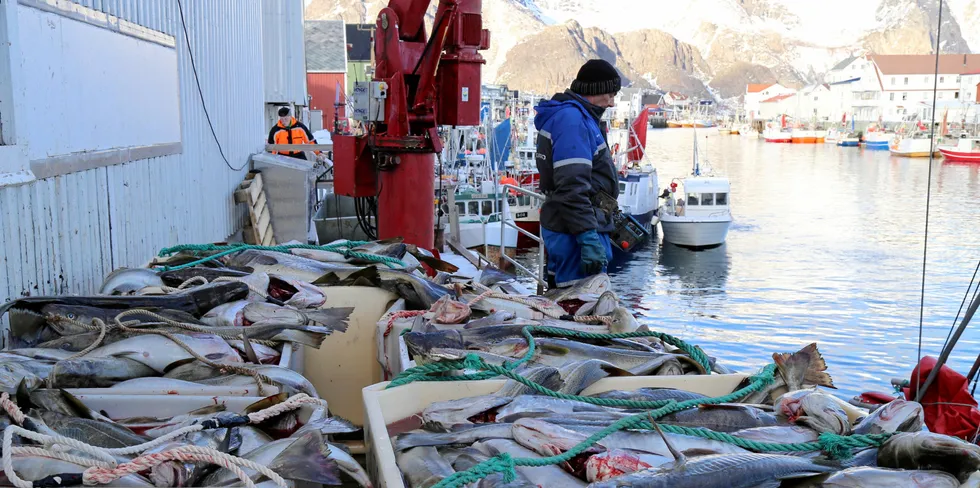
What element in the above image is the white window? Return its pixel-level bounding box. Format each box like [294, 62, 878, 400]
[955, 91, 959, 99]
[938, 92, 945, 100]
[619, 182, 627, 192]
[456, 203, 465, 215]
[715, 193, 728, 205]
[687, 193, 699, 206]
[891, 77, 896, 85]
[940, 76, 945, 83]
[889, 93, 895, 101]
[925, 76, 930, 83]
[956, 76, 961, 83]
[467, 202, 479, 215]
[904, 77, 909, 85]
[481, 200, 494, 216]
[902, 92, 908, 101]
[701, 193, 714, 206]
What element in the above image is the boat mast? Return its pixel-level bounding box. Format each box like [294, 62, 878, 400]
[692, 129, 701, 177]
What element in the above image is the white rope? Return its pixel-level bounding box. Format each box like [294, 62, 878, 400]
[83, 446, 288, 488]
[9, 446, 112, 469]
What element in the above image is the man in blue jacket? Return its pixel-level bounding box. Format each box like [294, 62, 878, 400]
[535, 59, 621, 288]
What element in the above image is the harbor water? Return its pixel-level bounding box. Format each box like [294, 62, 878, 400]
[526, 129, 980, 397]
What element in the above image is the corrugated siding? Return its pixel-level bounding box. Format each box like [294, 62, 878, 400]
[263, 0, 307, 105]
[308, 73, 346, 132]
[0, 0, 264, 306]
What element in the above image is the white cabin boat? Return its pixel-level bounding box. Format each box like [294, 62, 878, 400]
[452, 189, 519, 252]
[938, 137, 980, 163]
[617, 163, 660, 233]
[658, 133, 732, 248]
[890, 134, 939, 158]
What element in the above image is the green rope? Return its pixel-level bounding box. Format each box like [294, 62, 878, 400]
[154, 242, 406, 271]
[426, 366, 894, 488]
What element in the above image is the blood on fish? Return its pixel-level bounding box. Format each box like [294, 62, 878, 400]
[559, 299, 586, 315]
[586, 451, 653, 482]
[268, 277, 298, 301]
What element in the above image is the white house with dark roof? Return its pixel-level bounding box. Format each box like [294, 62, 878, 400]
[869, 54, 980, 123]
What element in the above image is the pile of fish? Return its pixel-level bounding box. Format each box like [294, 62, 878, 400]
[389, 346, 980, 487]
[0, 239, 450, 487]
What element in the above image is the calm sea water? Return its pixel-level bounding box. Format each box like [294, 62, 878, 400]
[527, 129, 980, 398]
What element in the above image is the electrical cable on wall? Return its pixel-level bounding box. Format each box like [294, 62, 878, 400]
[176, 0, 246, 172]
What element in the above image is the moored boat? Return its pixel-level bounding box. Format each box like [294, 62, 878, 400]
[938, 137, 980, 163]
[659, 132, 732, 249]
[666, 120, 683, 128]
[890, 134, 940, 158]
[791, 129, 817, 144]
[862, 125, 893, 150]
[838, 134, 860, 147]
[763, 126, 792, 143]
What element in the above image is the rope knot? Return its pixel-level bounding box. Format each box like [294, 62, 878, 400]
[461, 353, 485, 372]
[817, 432, 866, 460]
[497, 453, 516, 483]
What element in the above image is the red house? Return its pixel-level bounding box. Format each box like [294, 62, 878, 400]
[304, 20, 347, 132]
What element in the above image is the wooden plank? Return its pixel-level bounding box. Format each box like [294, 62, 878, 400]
[265, 143, 333, 152]
[248, 173, 264, 203]
[233, 188, 250, 204]
[256, 206, 272, 243]
[242, 224, 257, 244]
[252, 192, 267, 217]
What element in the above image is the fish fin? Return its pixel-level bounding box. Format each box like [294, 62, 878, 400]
[187, 405, 227, 416]
[679, 448, 723, 457]
[240, 334, 260, 364]
[267, 431, 341, 485]
[598, 363, 634, 377]
[413, 252, 460, 273]
[538, 343, 571, 355]
[244, 393, 288, 414]
[270, 329, 327, 348]
[375, 237, 405, 245]
[305, 307, 354, 332]
[774, 343, 835, 390]
[250, 254, 280, 266]
[338, 267, 382, 287]
[16, 379, 35, 409]
[647, 414, 686, 466]
[305, 414, 360, 435]
[163, 357, 198, 374]
[312, 272, 342, 286]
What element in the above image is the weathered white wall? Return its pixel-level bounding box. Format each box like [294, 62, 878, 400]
[262, 0, 307, 106]
[0, 0, 265, 304]
[15, 4, 181, 161]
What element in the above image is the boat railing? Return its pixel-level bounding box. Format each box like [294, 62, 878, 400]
[500, 184, 547, 294]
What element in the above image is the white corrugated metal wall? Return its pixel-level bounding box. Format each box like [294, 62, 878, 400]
[0, 0, 266, 303]
[263, 0, 307, 105]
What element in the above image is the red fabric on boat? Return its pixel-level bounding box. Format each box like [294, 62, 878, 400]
[903, 356, 980, 441]
[627, 109, 649, 164]
[859, 391, 898, 405]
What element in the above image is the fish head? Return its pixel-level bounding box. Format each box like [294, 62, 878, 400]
[610, 307, 640, 333]
[862, 400, 925, 435]
[593, 291, 619, 316]
[797, 393, 850, 434]
[403, 330, 465, 358]
[513, 418, 593, 455]
[270, 275, 327, 308]
[428, 296, 472, 325]
[775, 388, 818, 421]
[202, 301, 248, 327]
[421, 395, 513, 430]
[586, 449, 664, 483]
[149, 460, 191, 487]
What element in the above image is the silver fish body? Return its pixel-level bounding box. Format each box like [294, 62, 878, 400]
[99, 267, 164, 295]
[474, 439, 587, 487]
[494, 395, 619, 424]
[421, 394, 514, 430]
[395, 446, 456, 488]
[38, 410, 150, 448]
[586, 453, 835, 488]
[226, 249, 366, 282]
[48, 357, 157, 388]
[84, 333, 242, 373]
[194, 364, 318, 398]
[2, 456, 153, 487]
[732, 425, 820, 444]
[395, 423, 515, 451]
[877, 431, 980, 482]
[808, 467, 959, 487]
[202, 431, 340, 486]
[589, 387, 707, 404]
[556, 359, 632, 395]
[201, 300, 249, 327]
[269, 274, 327, 308]
[659, 404, 780, 433]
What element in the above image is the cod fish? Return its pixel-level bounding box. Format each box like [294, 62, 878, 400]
[586, 449, 674, 483]
[449, 447, 537, 487]
[201, 430, 340, 486]
[475, 439, 587, 487]
[877, 431, 980, 482]
[802, 467, 959, 487]
[851, 399, 924, 435]
[396, 446, 456, 488]
[226, 249, 367, 282]
[48, 357, 157, 388]
[494, 395, 622, 424]
[545, 274, 612, 315]
[0, 363, 43, 394]
[776, 389, 851, 434]
[202, 301, 351, 330]
[268, 274, 326, 308]
[659, 404, 780, 433]
[732, 425, 820, 444]
[738, 343, 835, 405]
[325, 441, 373, 487]
[421, 395, 514, 430]
[395, 423, 515, 451]
[486, 337, 705, 376]
[99, 267, 165, 295]
[587, 453, 835, 488]
[85, 333, 242, 373]
[460, 291, 568, 321]
[556, 359, 633, 395]
[315, 266, 453, 309]
[185, 364, 319, 398]
[590, 387, 707, 404]
[159, 267, 251, 287]
[5, 348, 73, 361]
[428, 295, 472, 324]
[496, 366, 563, 397]
[37, 410, 152, 449]
[42, 303, 201, 337]
[1, 456, 153, 487]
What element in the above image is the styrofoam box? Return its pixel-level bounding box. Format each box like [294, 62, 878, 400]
[361, 374, 750, 488]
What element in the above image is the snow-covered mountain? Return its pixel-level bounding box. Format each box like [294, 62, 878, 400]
[305, 0, 978, 99]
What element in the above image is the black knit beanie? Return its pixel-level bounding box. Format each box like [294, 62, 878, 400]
[570, 59, 622, 96]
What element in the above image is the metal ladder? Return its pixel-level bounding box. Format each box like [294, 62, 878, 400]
[499, 184, 546, 294]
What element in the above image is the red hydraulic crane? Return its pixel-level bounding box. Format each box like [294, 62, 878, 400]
[332, 0, 490, 248]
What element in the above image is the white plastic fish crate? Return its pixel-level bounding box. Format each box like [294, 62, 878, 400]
[361, 374, 749, 488]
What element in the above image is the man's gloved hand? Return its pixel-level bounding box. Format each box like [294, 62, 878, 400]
[576, 230, 607, 276]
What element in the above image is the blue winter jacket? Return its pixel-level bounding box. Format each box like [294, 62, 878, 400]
[534, 91, 619, 235]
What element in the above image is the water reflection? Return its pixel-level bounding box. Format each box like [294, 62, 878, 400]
[658, 242, 731, 295]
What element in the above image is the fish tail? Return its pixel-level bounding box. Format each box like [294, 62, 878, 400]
[305, 307, 354, 332]
[268, 431, 341, 485]
[774, 343, 835, 390]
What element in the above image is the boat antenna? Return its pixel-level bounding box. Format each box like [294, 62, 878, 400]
[692, 128, 700, 177]
[913, 0, 944, 401]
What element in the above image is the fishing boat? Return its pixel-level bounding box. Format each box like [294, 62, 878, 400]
[890, 134, 940, 158]
[666, 119, 683, 128]
[763, 126, 792, 143]
[791, 129, 817, 144]
[453, 188, 519, 255]
[814, 129, 827, 143]
[681, 120, 694, 128]
[608, 110, 658, 254]
[838, 134, 860, 147]
[862, 124, 892, 150]
[938, 137, 980, 163]
[718, 127, 731, 135]
[658, 132, 732, 249]
[693, 119, 715, 128]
